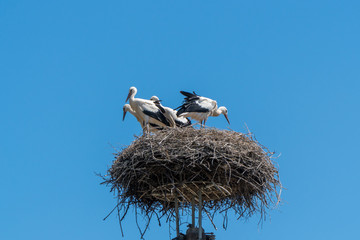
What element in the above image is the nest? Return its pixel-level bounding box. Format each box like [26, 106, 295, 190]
[102, 127, 281, 235]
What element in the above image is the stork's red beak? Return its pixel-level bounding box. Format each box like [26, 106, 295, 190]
[123, 108, 127, 121]
[125, 91, 131, 103]
[224, 113, 230, 124]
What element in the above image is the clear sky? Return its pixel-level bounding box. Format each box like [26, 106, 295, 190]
[1, 0, 360, 239]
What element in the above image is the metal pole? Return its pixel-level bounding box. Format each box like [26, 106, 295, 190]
[198, 189, 202, 240]
[175, 193, 180, 238]
[191, 196, 195, 228]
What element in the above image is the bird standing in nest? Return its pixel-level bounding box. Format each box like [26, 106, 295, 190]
[176, 91, 230, 127]
[150, 96, 191, 128]
[125, 86, 170, 132]
[122, 104, 163, 132]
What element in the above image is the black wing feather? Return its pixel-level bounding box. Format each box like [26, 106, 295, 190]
[153, 100, 166, 113]
[180, 91, 200, 102]
[180, 91, 196, 98]
[143, 109, 171, 126]
[176, 101, 209, 116]
[177, 90, 209, 116]
[175, 117, 192, 127]
[149, 123, 163, 130]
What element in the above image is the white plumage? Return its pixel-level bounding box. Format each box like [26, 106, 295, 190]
[123, 104, 163, 132]
[125, 87, 170, 132]
[150, 96, 191, 128]
[123, 104, 143, 125]
[176, 91, 230, 126]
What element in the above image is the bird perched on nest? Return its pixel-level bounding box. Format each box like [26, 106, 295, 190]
[176, 91, 230, 127]
[150, 96, 191, 128]
[122, 104, 163, 132]
[125, 86, 170, 132]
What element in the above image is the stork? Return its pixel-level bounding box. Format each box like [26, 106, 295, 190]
[125, 87, 170, 132]
[150, 96, 191, 128]
[123, 104, 143, 126]
[122, 104, 163, 132]
[176, 91, 230, 126]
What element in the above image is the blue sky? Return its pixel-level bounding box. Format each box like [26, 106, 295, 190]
[1, 0, 360, 239]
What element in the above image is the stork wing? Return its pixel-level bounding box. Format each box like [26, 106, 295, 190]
[180, 91, 197, 98]
[176, 100, 210, 116]
[140, 101, 171, 126]
[198, 97, 217, 110]
[175, 117, 191, 127]
[152, 100, 166, 113]
[180, 91, 200, 101]
[149, 123, 163, 130]
[175, 91, 199, 111]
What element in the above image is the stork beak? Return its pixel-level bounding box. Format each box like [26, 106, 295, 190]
[125, 91, 131, 103]
[123, 109, 127, 121]
[224, 113, 230, 124]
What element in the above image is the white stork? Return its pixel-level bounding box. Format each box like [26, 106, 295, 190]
[150, 96, 191, 127]
[176, 91, 230, 126]
[123, 104, 163, 132]
[123, 104, 143, 125]
[125, 87, 170, 132]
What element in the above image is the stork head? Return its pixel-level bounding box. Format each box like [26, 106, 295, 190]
[150, 96, 160, 102]
[122, 104, 131, 121]
[219, 106, 230, 124]
[150, 96, 163, 107]
[125, 86, 137, 102]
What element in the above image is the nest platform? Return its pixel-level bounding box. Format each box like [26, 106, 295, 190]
[103, 127, 281, 231]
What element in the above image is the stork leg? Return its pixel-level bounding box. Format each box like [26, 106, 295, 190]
[142, 126, 147, 135]
[141, 121, 147, 134]
[143, 119, 150, 134]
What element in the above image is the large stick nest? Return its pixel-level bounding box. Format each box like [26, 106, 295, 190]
[102, 127, 281, 232]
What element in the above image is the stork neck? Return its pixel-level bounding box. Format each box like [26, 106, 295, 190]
[128, 107, 136, 115]
[212, 108, 222, 116]
[128, 93, 136, 107]
[128, 87, 137, 104]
